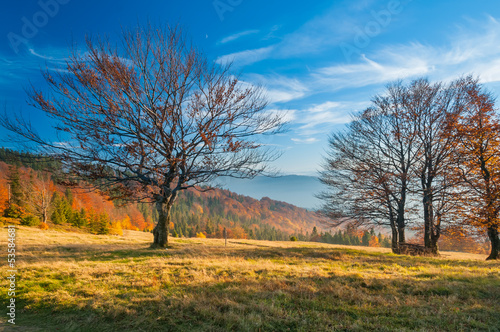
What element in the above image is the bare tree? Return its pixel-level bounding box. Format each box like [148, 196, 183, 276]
[319, 81, 421, 253]
[1, 24, 285, 247]
[409, 78, 470, 254]
[25, 171, 53, 224]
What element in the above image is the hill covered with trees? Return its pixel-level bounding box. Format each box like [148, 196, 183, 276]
[0, 148, 324, 241]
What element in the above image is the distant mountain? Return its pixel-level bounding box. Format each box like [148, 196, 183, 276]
[214, 175, 325, 210]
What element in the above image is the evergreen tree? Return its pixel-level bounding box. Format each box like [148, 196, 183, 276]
[4, 166, 25, 218]
[97, 212, 110, 235]
[362, 231, 371, 246]
[51, 192, 70, 224]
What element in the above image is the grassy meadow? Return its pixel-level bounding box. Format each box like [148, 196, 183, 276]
[1, 226, 499, 331]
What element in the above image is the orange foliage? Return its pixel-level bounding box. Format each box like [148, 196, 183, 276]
[119, 216, 139, 231]
[231, 225, 247, 239]
[369, 236, 380, 247]
[439, 230, 489, 255]
[38, 222, 49, 230]
[0, 182, 8, 215]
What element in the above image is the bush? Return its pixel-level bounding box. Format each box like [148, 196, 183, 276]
[196, 232, 206, 238]
[39, 222, 49, 230]
[290, 236, 298, 241]
[109, 221, 123, 236]
[20, 214, 41, 226]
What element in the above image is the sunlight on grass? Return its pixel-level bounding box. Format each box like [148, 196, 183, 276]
[0, 226, 499, 331]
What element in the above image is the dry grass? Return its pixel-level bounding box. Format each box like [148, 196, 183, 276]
[0, 226, 499, 331]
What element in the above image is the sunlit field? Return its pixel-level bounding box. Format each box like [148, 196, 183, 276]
[1, 226, 499, 331]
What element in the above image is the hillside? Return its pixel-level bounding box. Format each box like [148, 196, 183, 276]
[0, 226, 498, 331]
[0, 157, 324, 240]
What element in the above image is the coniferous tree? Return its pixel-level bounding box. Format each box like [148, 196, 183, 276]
[4, 166, 25, 218]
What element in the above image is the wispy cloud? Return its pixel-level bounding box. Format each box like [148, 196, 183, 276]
[216, 46, 274, 67]
[264, 109, 296, 123]
[219, 30, 259, 44]
[273, 100, 368, 140]
[294, 101, 367, 135]
[215, 3, 371, 68]
[261, 76, 309, 104]
[291, 137, 319, 144]
[313, 16, 500, 90]
[239, 74, 309, 104]
[313, 52, 431, 90]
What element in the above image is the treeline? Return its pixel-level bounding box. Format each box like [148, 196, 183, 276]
[305, 225, 391, 248]
[319, 76, 500, 260]
[0, 147, 61, 172]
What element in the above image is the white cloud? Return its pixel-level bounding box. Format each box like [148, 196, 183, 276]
[291, 137, 319, 144]
[293, 100, 369, 136]
[216, 46, 274, 67]
[313, 16, 500, 90]
[268, 101, 368, 138]
[239, 74, 309, 104]
[313, 52, 431, 90]
[215, 3, 374, 68]
[219, 30, 259, 44]
[264, 109, 296, 123]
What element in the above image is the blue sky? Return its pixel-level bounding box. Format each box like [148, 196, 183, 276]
[1, 0, 500, 176]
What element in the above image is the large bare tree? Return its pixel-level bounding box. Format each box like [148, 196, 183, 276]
[409, 78, 470, 254]
[319, 81, 421, 253]
[1, 24, 285, 247]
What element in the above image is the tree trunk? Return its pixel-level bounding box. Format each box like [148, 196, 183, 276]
[486, 226, 499, 260]
[396, 198, 406, 249]
[423, 191, 431, 248]
[429, 214, 441, 255]
[152, 200, 171, 248]
[397, 211, 405, 246]
[391, 226, 399, 253]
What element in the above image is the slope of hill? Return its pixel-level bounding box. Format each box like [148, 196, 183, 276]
[0, 158, 324, 240]
[172, 187, 324, 238]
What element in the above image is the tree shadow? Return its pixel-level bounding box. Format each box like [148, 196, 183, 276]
[10, 269, 500, 332]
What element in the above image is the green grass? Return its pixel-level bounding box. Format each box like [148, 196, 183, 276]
[1, 226, 499, 331]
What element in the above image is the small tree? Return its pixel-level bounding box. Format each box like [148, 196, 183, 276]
[361, 231, 370, 246]
[1, 23, 285, 248]
[26, 171, 53, 224]
[3, 165, 25, 218]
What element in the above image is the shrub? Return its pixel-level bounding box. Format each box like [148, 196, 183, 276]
[109, 221, 123, 236]
[38, 222, 49, 230]
[196, 232, 206, 238]
[20, 214, 41, 226]
[290, 236, 298, 241]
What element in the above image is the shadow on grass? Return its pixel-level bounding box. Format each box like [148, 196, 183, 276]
[10, 270, 500, 332]
[11, 243, 499, 269]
